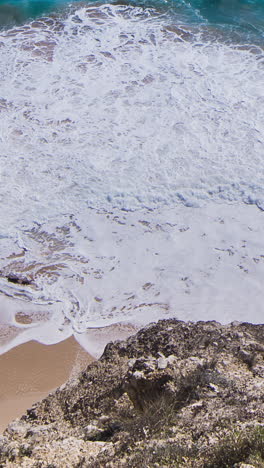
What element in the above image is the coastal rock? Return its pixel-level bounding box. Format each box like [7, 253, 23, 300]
[0, 319, 264, 467]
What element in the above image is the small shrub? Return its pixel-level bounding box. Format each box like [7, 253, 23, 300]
[128, 442, 197, 467]
[116, 393, 178, 441]
[205, 425, 264, 468]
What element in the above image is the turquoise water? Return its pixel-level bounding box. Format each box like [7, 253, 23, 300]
[1, 0, 264, 41]
[0, 0, 69, 25]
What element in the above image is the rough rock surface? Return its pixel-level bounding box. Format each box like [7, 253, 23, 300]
[0, 320, 264, 467]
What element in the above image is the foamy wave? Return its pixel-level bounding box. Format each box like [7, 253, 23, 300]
[0, 5, 264, 353]
[0, 5, 264, 223]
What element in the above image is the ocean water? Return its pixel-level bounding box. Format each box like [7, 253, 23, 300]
[0, 0, 263, 355]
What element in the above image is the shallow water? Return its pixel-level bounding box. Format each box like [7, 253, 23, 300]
[1, 0, 264, 36]
[0, 0, 263, 355]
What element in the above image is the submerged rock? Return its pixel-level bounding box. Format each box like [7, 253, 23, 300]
[0, 319, 264, 467]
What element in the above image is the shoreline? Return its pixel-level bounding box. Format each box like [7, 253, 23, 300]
[0, 337, 94, 433]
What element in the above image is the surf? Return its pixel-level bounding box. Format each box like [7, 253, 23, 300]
[0, 2, 263, 356]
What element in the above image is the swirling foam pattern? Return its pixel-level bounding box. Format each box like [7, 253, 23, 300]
[0, 4, 263, 354]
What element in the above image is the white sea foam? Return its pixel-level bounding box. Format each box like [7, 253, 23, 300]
[0, 5, 263, 354]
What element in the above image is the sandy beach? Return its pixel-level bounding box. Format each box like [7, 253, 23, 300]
[0, 337, 94, 433]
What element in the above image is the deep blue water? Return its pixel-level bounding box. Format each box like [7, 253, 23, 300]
[1, 0, 264, 41]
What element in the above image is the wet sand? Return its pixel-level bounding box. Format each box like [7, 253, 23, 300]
[0, 337, 94, 433]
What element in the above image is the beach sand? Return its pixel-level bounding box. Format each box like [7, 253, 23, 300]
[0, 337, 94, 433]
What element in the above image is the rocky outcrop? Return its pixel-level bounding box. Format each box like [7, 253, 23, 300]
[0, 319, 264, 467]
